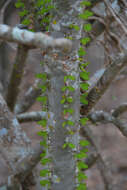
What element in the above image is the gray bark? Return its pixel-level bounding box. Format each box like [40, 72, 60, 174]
[43, 0, 83, 189]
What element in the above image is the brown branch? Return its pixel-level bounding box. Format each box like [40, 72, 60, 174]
[5, 44, 29, 111]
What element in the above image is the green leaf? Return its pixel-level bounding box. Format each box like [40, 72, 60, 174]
[67, 120, 74, 126]
[80, 140, 90, 147]
[80, 95, 88, 105]
[68, 143, 75, 149]
[83, 23, 92, 32]
[37, 131, 45, 136]
[60, 98, 66, 104]
[68, 130, 75, 135]
[40, 179, 50, 187]
[15, 2, 24, 8]
[40, 169, 50, 177]
[80, 117, 89, 125]
[81, 62, 90, 67]
[80, 0, 92, 7]
[80, 37, 91, 45]
[78, 47, 86, 56]
[64, 76, 68, 82]
[63, 109, 67, 115]
[36, 96, 47, 104]
[19, 9, 28, 17]
[79, 10, 93, 20]
[41, 131, 48, 137]
[40, 141, 48, 148]
[38, 84, 47, 92]
[61, 86, 67, 92]
[74, 152, 87, 159]
[80, 148, 89, 153]
[35, 73, 47, 80]
[67, 108, 74, 114]
[37, 119, 47, 127]
[40, 151, 46, 158]
[76, 183, 87, 190]
[80, 72, 89, 80]
[77, 161, 88, 170]
[41, 158, 51, 165]
[68, 75, 76, 81]
[77, 171, 88, 182]
[67, 86, 75, 92]
[67, 97, 73, 103]
[36, 0, 45, 7]
[80, 83, 89, 91]
[73, 25, 80, 31]
[40, 61, 44, 66]
[62, 121, 67, 127]
[21, 19, 31, 25]
[62, 143, 67, 149]
[63, 108, 74, 115]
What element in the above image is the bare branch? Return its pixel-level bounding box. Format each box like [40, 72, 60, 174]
[111, 102, 127, 117]
[80, 126, 115, 190]
[0, 24, 72, 51]
[81, 50, 127, 115]
[14, 145, 43, 182]
[14, 79, 41, 114]
[5, 45, 29, 111]
[83, 151, 99, 170]
[88, 110, 127, 138]
[0, 0, 11, 24]
[17, 111, 47, 123]
[103, 0, 127, 35]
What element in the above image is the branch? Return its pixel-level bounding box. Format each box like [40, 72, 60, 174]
[83, 151, 99, 170]
[81, 50, 127, 115]
[0, 24, 72, 51]
[5, 44, 29, 111]
[14, 79, 41, 114]
[111, 102, 127, 117]
[88, 110, 127, 138]
[17, 111, 47, 123]
[14, 145, 43, 182]
[0, 0, 11, 24]
[103, 0, 127, 35]
[80, 126, 115, 190]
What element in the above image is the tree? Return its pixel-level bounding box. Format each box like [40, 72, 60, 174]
[0, 0, 127, 190]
